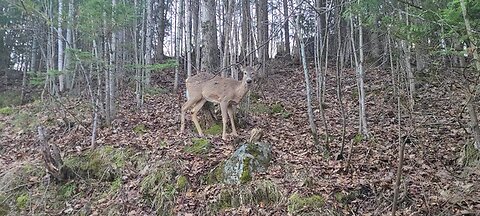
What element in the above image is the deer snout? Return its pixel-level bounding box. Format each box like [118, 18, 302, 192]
[246, 78, 253, 84]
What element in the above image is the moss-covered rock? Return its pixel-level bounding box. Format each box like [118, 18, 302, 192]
[211, 142, 272, 185]
[287, 193, 325, 214]
[210, 180, 283, 212]
[184, 138, 211, 155]
[64, 146, 131, 181]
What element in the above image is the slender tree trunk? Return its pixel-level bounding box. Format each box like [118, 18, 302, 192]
[460, 0, 480, 150]
[58, 0, 65, 92]
[157, 0, 167, 62]
[350, 9, 368, 138]
[283, 0, 290, 58]
[65, 0, 74, 90]
[357, 7, 368, 137]
[295, 0, 322, 152]
[221, 0, 234, 76]
[145, 0, 152, 87]
[174, 0, 184, 90]
[336, 5, 346, 158]
[186, 0, 192, 77]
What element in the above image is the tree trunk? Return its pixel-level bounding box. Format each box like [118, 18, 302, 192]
[201, 0, 219, 72]
[460, 0, 480, 150]
[65, 0, 74, 90]
[256, 0, 268, 63]
[145, 0, 153, 87]
[295, 0, 322, 152]
[174, 0, 184, 90]
[221, 0, 235, 76]
[58, 0, 65, 92]
[283, 0, 290, 58]
[156, 0, 167, 62]
[186, 0, 193, 77]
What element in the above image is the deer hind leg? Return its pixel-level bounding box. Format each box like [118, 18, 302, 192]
[220, 102, 229, 140]
[180, 97, 199, 133]
[227, 105, 238, 136]
[191, 99, 207, 136]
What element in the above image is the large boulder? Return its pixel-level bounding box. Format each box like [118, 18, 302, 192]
[206, 141, 272, 185]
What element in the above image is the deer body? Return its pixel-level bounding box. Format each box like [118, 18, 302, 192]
[180, 66, 255, 140]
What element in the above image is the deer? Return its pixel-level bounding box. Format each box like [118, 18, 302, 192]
[180, 65, 257, 140]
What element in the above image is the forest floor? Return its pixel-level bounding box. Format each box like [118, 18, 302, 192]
[0, 59, 479, 215]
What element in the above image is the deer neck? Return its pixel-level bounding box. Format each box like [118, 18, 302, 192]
[233, 78, 250, 103]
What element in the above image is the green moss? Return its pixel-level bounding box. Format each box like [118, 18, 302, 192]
[64, 146, 130, 181]
[354, 133, 364, 143]
[205, 123, 222, 135]
[140, 163, 181, 215]
[246, 144, 261, 158]
[0, 90, 21, 108]
[0, 202, 10, 215]
[159, 140, 168, 149]
[249, 92, 261, 101]
[59, 182, 77, 199]
[0, 107, 14, 115]
[13, 111, 37, 131]
[109, 178, 122, 194]
[240, 158, 252, 184]
[145, 87, 169, 95]
[133, 124, 147, 135]
[251, 102, 290, 118]
[271, 103, 284, 114]
[175, 175, 188, 192]
[185, 138, 211, 155]
[15, 193, 29, 209]
[460, 142, 480, 166]
[251, 103, 271, 114]
[288, 193, 325, 214]
[204, 162, 225, 184]
[211, 180, 283, 212]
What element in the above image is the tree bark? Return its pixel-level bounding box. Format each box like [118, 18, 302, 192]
[200, 0, 219, 72]
[295, 0, 322, 152]
[460, 0, 480, 150]
[174, 0, 184, 90]
[283, 0, 290, 58]
[58, 0, 65, 92]
[156, 0, 167, 62]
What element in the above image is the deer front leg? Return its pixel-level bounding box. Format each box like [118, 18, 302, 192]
[191, 99, 207, 136]
[220, 102, 229, 140]
[227, 105, 238, 136]
[180, 99, 198, 134]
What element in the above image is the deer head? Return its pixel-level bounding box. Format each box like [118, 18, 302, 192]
[180, 65, 259, 140]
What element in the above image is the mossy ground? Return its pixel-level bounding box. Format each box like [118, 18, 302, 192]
[251, 102, 290, 118]
[288, 193, 325, 214]
[205, 123, 222, 135]
[459, 142, 480, 166]
[0, 107, 14, 115]
[140, 162, 187, 215]
[210, 180, 283, 213]
[65, 146, 130, 181]
[184, 138, 211, 155]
